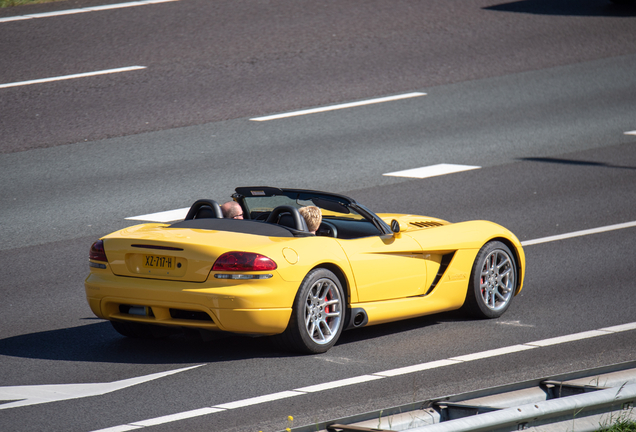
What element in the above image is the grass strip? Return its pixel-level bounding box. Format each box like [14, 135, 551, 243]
[1, 0, 65, 7]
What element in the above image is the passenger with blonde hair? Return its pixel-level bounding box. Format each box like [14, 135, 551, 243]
[299, 206, 322, 234]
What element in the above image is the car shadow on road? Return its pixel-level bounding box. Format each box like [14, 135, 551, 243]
[0, 312, 469, 364]
[484, 0, 636, 17]
[520, 157, 636, 170]
[0, 320, 284, 364]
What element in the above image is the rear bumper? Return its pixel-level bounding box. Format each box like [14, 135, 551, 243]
[84, 270, 294, 335]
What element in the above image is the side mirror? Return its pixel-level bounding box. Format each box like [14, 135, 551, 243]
[391, 219, 408, 234]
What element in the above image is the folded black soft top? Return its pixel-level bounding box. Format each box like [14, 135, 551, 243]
[169, 218, 299, 237]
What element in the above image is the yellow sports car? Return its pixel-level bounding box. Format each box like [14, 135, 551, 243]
[85, 187, 525, 354]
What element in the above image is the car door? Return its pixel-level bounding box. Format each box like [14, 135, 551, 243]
[337, 234, 427, 303]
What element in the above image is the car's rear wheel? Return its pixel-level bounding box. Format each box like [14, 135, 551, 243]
[464, 241, 517, 319]
[276, 268, 345, 354]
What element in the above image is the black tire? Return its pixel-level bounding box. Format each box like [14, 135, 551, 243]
[463, 241, 517, 319]
[276, 268, 345, 354]
[111, 320, 160, 338]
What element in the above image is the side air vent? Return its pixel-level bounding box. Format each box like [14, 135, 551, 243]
[409, 221, 444, 228]
[425, 252, 455, 296]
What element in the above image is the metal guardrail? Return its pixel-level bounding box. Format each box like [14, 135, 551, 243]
[394, 383, 636, 432]
[288, 361, 636, 432]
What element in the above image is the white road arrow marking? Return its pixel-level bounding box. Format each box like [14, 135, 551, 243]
[126, 207, 189, 222]
[0, 365, 203, 409]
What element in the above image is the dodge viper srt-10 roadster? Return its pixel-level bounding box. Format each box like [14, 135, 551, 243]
[85, 187, 525, 354]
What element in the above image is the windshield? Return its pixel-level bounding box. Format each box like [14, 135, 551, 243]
[233, 187, 392, 236]
[242, 194, 366, 221]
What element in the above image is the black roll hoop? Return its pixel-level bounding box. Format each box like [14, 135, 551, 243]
[265, 205, 308, 231]
[184, 199, 224, 220]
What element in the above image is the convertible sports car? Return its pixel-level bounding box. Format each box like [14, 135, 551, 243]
[85, 187, 525, 354]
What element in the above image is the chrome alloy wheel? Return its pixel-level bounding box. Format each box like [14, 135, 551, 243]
[479, 248, 515, 312]
[303, 277, 343, 345]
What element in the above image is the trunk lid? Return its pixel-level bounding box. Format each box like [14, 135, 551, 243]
[102, 223, 283, 282]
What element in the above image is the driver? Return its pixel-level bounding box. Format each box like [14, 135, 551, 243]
[221, 201, 244, 219]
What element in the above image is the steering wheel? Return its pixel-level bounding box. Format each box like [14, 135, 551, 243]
[265, 205, 308, 231]
[184, 199, 223, 220]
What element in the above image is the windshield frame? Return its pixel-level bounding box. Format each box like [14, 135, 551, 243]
[232, 187, 392, 235]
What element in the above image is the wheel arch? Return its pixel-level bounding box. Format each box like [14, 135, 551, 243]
[309, 262, 351, 306]
[489, 236, 524, 296]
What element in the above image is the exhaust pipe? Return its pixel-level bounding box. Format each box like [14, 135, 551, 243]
[345, 308, 368, 330]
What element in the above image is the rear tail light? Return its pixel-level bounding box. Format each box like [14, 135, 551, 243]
[213, 252, 277, 271]
[89, 240, 108, 268]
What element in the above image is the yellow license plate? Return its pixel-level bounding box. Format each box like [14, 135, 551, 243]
[143, 254, 176, 270]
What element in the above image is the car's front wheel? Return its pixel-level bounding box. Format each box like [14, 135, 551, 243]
[463, 241, 517, 319]
[277, 268, 345, 354]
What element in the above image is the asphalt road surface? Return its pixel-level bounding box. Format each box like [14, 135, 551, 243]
[1, 0, 635, 431]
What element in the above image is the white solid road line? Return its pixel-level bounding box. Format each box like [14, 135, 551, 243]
[249, 92, 426, 121]
[0, 0, 178, 22]
[295, 375, 384, 393]
[383, 163, 481, 179]
[626, 130, 636, 136]
[0, 66, 147, 89]
[525, 330, 611, 347]
[374, 359, 461, 377]
[214, 391, 304, 410]
[91, 322, 636, 432]
[129, 407, 223, 428]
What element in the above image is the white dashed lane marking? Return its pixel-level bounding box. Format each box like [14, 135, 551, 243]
[383, 163, 481, 179]
[250, 92, 426, 121]
[520, 221, 636, 246]
[0, 66, 146, 89]
[0, 0, 178, 23]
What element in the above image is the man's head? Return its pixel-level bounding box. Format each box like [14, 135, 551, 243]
[221, 201, 243, 219]
[299, 206, 322, 233]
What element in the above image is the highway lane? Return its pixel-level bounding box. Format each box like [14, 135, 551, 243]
[1, 0, 636, 152]
[1, 142, 635, 431]
[1, 1, 636, 430]
[2, 69, 636, 430]
[2, 53, 635, 252]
